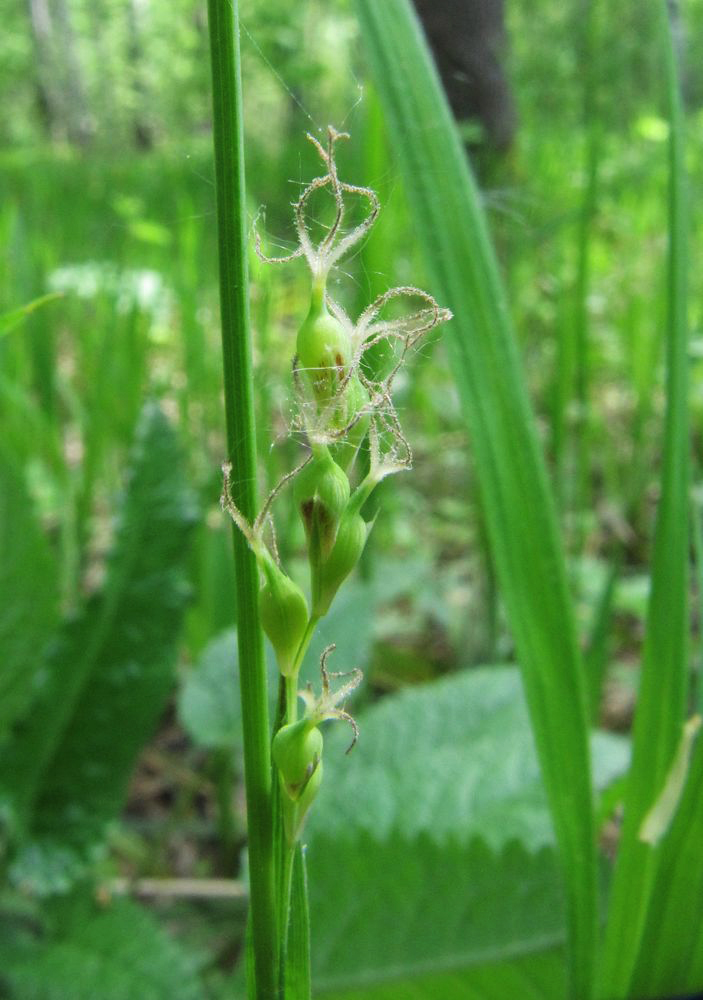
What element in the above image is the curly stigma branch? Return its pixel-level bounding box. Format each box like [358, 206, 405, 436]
[222, 127, 451, 844]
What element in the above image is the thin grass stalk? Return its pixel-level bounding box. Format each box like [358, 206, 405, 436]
[206, 1, 278, 995]
[599, 2, 690, 994]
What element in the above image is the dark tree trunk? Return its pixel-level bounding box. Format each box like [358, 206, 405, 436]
[52, 0, 94, 145]
[413, 0, 517, 153]
[25, 0, 60, 138]
[127, 0, 154, 150]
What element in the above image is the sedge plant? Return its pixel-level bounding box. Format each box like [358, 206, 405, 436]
[221, 126, 450, 994]
[206, 12, 450, 989]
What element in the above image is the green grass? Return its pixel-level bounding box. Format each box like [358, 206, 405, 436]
[2, 0, 703, 996]
[206, 0, 277, 995]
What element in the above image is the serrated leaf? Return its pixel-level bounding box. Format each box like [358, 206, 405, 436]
[0, 894, 204, 1000]
[355, 5, 598, 994]
[0, 454, 59, 745]
[315, 948, 566, 1000]
[179, 628, 244, 750]
[0, 403, 196, 855]
[305, 668, 628, 994]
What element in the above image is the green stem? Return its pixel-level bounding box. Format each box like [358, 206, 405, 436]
[277, 842, 296, 993]
[272, 612, 320, 997]
[205, 1, 277, 996]
[285, 674, 298, 725]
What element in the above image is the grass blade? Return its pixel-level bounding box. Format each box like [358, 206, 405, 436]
[285, 845, 311, 999]
[0, 292, 63, 337]
[355, 3, 597, 996]
[629, 718, 703, 997]
[205, 1, 277, 995]
[599, 3, 690, 995]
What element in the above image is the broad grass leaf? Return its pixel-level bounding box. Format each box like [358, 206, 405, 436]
[355, 4, 598, 994]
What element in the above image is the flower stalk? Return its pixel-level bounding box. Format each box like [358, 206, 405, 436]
[220, 123, 451, 994]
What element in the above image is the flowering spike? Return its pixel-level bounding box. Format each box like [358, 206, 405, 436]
[299, 644, 363, 753]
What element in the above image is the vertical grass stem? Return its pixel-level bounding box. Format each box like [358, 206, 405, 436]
[206, 1, 278, 995]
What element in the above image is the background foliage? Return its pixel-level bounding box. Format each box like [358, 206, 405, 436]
[2, 0, 703, 997]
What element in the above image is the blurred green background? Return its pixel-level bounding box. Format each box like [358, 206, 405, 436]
[2, 0, 703, 996]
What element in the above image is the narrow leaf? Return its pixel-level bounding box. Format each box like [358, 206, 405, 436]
[355, 4, 597, 995]
[285, 845, 311, 1000]
[0, 292, 63, 338]
[629, 724, 703, 997]
[639, 714, 701, 845]
[600, 4, 690, 993]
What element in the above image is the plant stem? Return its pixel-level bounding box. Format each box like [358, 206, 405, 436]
[277, 842, 296, 992]
[285, 675, 298, 724]
[205, 1, 278, 996]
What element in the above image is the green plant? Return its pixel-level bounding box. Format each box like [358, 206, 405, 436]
[355, 1, 700, 999]
[0, 404, 200, 997]
[213, 110, 451, 992]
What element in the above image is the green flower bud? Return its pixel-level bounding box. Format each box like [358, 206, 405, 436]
[296, 296, 351, 403]
[294, 450, 350, 555]
[290, 757, 323, 839]
[272, 718, 323, 800]
[330, 375, 371, 471]
[314, 509, 367, 616]
[258, 556, 309, 677]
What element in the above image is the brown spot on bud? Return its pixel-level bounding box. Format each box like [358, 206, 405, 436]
[301, 499, 314, 530]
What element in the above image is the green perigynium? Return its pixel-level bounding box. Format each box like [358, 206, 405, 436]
[272, 644, 362, 842]
[222, 126, 451, 841]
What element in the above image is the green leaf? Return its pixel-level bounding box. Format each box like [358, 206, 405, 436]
[180, 628, 245, 750]
[0, 403, 196, 855]
[178, 627, 277, 751]
[629, 719, 703, 998]
[300, 580, 374, 687]
[314, 949, 566, 1000]
[0, 454, 59, 745]
[600, 5, 690, 994]
[0, 894, 204, 1000]
[355, 5, 598, 995]
[286, 845, 312, 1000]
[305, 668, 628, 995]
[0, 292, 63, 338]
